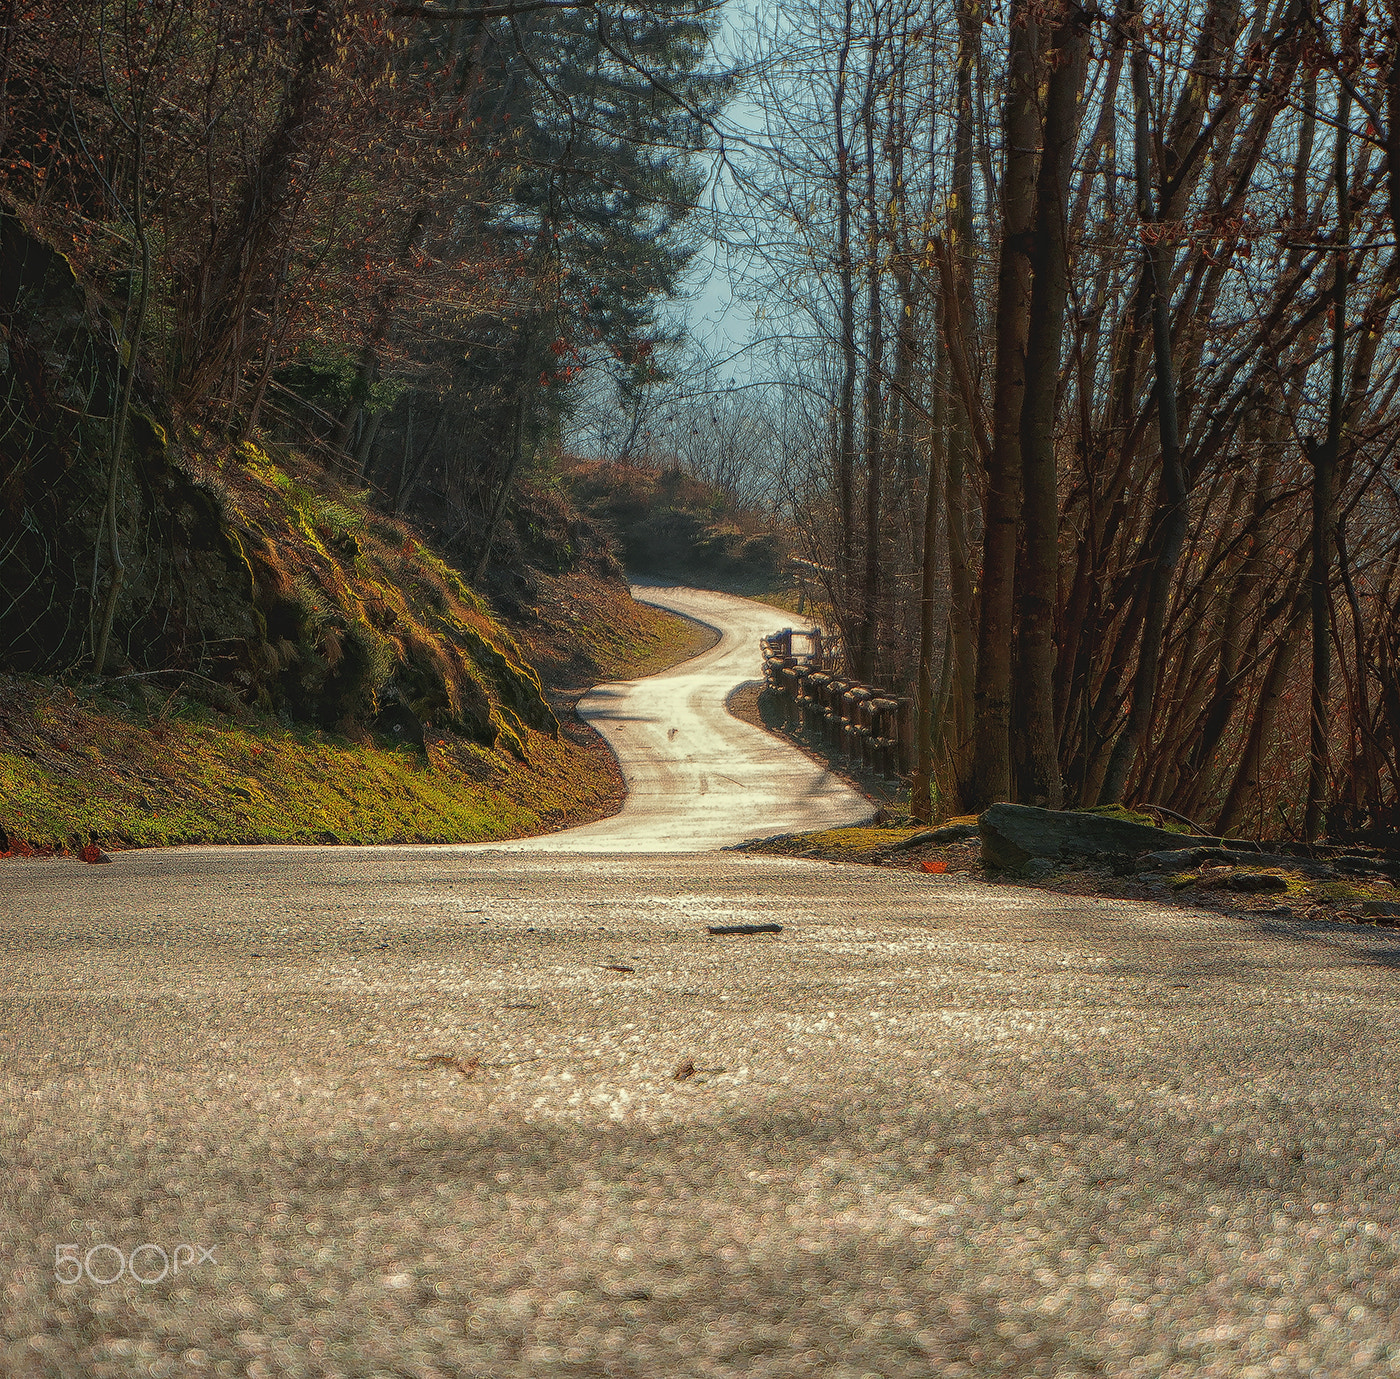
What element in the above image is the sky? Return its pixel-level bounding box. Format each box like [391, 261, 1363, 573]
[658, 0, 771, 373]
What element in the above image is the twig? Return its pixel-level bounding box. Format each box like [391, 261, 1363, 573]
[414, 1053, 546, 1077]
[1137, 802, 1206, 834]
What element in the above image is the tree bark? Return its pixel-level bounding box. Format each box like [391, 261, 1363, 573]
[1304, 86, 1350, 840]
[833, 0, 859, 630]
[1216, 587, 1305, 835]
[1014, 0, 1089, 807]
[857, 31, 884, 681]
[1097, 36, 1190, 804]
[945, 0, 981, 790]
[968, 0, 1039, 807]
[911, 313, 944, 824]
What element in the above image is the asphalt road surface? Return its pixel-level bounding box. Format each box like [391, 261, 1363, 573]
[501, 582, 872, 851]
[4, 594, 1400, 1378]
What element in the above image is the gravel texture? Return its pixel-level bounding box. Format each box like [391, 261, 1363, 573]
[5, 847, 1400, 1378]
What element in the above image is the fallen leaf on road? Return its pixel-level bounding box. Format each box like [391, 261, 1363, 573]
[673, 1059, 727, 1079]
[79, 844, 112, 864]
[417, 1054, 480, 1078]
[706, 923, 782, 935]
[921, 859, 947, 873]
[603, 963, 636, 973]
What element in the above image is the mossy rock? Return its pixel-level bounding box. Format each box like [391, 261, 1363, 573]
[1082, 803, 1190, 833]
[1201, 871, 1289, 894]
[978, 802, 1206, 869]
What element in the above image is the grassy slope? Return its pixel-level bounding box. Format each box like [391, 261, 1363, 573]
[0, 573, 712, 855]
[511, 570, 718, 690]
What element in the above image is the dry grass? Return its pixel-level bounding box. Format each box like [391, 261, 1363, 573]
[515, 569, 718, 689]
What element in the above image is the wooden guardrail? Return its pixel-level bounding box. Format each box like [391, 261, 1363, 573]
[760, 629, 913, 780]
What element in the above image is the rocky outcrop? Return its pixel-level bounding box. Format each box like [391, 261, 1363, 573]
[1141, 845, 1335, 878]
[0, 212, 557, 753]
[0, 212, 261, 677]
[978, 803, 1209, 870]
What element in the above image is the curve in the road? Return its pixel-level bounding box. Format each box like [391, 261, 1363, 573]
[501, 582, 873, 852]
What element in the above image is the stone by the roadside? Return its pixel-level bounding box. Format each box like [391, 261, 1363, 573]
[1142, 848, 1218, 870]
[1022, 857, 1056, 880]
[1200, 871, 1289, 894]
[1362, 900, 1400, 919]
[929, 822, 980, 844]
[978, 803, 1204, 870]
[1141, 845, 1335, 878]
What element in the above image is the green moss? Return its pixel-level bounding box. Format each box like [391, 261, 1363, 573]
[0, 679, 621, 850]
[315, 499, 364, 538]
[790, 827, 915, 856]
[132, 410, 168, 453]
[237, 440, 282, 483]
[1081, 803, 1189, 832]
[225, 528, 258, 590]
[1312, 880, 1382, 905]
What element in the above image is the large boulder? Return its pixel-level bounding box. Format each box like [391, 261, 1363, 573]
[978, 803, 1209, 870]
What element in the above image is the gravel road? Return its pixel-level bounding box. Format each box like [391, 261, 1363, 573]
[4, 590, 1400, 1378]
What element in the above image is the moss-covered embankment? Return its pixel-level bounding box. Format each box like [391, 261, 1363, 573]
[0, 581, 710, 853]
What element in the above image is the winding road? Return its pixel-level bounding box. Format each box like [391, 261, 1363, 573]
[508, 582, 872, 851]
[4, 587, 1400, 1377]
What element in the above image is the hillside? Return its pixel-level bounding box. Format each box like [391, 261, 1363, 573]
[559, 456, 793, 595]
[0, 217, 709, 854]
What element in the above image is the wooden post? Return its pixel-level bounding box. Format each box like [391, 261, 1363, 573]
[897, 697, 912, 776]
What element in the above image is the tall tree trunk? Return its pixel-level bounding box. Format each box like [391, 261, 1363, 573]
[1098, 37, 1190, 804]
[969, 0, 1039, 806]
[858, 32, 884, 681]
[945, 0, 981, 789]
[833, 0, 858, 633]
[1217, 589, 1305, 835]
[911, 310, 945, 824]
[1304, 86, 1350, 840]
[1014, 0, 1088, 807]
[1177, 406, 1280, 817]
[1386, 8, 1400, 247]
